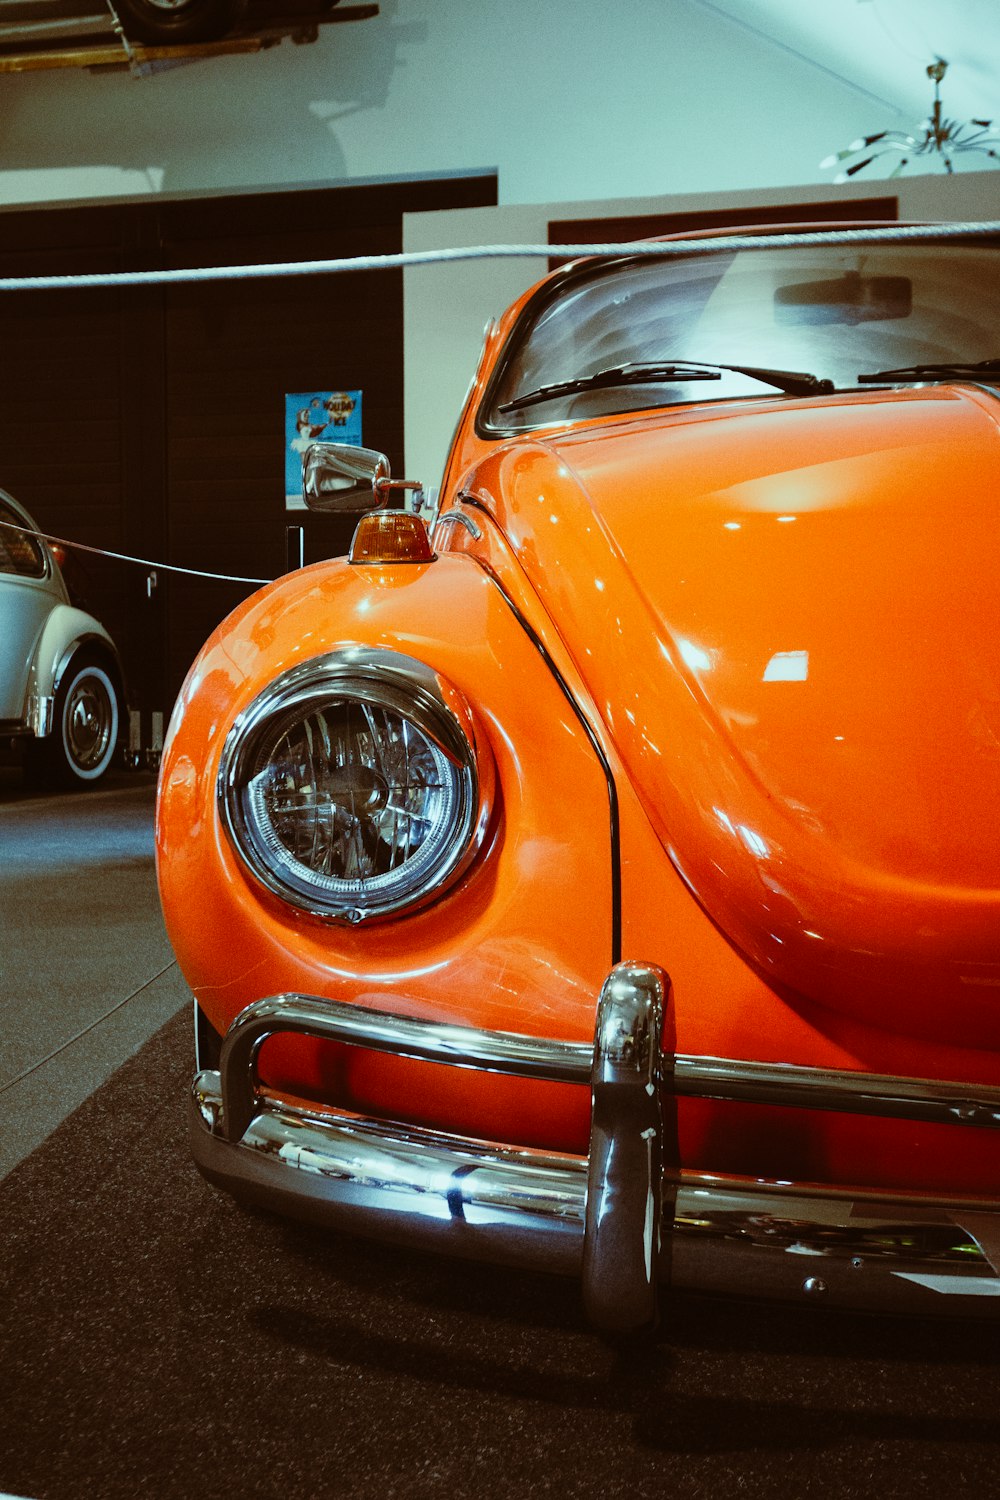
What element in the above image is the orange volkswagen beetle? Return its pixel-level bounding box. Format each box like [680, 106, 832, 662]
[157, 225, 1000, 1331]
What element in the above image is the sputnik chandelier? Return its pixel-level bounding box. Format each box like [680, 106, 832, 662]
[821, 59, 1000, 179]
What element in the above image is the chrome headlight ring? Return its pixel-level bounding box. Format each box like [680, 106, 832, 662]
[218, 646, 493, 924]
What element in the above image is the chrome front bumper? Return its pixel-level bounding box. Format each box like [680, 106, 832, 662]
[190, 963, 1000, 1329]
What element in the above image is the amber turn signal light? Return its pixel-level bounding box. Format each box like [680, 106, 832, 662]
[349, 512, 436, 565]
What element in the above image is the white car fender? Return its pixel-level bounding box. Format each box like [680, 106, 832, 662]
[24, 605, 122, 737]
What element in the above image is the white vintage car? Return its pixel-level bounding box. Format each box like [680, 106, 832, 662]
[0, 489, 124, 787]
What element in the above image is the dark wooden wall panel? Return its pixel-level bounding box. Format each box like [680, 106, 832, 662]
[0, 173, 497, 730]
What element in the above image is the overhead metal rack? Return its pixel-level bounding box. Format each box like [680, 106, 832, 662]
[0, 1, 378, 77]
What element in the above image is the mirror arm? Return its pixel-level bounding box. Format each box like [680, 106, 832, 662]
[376, 478, 424, 497]
[375, 478, 426, 508]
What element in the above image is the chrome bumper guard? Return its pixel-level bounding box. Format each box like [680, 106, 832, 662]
[190, 962, 1000, 1330]
[26, 691, 54, 739]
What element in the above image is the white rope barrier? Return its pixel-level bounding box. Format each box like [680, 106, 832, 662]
[0, 517, 272, 585]
[0, 221, 997, 291]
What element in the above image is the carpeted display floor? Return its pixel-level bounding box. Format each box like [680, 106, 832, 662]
[1, 1009, 998, 1500]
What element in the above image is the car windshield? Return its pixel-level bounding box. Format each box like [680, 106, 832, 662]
[483, 240, 1000, 430]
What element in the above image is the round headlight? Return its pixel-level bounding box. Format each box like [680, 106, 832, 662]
[218, 648, 489, 922]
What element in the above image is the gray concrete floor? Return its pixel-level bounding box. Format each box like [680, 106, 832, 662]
[0, 767, 189, 1180]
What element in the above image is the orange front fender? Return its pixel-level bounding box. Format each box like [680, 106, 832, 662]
[156, 551, 613, 1151]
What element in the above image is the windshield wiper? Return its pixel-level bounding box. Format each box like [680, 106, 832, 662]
[858, 359, 1000, 384]
[497, 360, 834, 414]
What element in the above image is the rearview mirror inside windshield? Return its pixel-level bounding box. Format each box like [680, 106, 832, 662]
[774, 272, 912, 325]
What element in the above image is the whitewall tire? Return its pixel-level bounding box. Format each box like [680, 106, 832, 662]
[50, 662, 120, 786]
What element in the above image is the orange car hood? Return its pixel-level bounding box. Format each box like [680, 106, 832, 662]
[482, 386, 1000, 1041]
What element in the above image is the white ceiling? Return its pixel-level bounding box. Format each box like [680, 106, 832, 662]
[3, 0, 998, 210]
[698, 0, 1000, 132]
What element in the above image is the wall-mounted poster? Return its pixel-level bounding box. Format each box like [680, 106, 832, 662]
[285, 389, 362, 509]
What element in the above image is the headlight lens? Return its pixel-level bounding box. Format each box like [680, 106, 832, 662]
[219, 648, 488, 922]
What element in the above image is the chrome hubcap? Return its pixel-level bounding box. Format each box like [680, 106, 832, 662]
[66, 676, 113, 771]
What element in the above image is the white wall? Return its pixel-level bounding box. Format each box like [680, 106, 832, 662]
[2, 0, 988, 208]
[402, 172, 1000, 486]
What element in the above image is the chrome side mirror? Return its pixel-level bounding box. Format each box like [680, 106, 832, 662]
[303, 441, 427, 514]
[302, 442, 391, 513]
